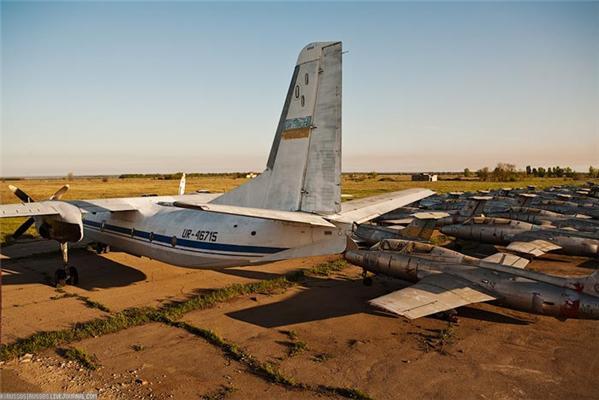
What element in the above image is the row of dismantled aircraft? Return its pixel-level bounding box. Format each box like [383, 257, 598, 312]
[348, 183, 599, 321]
[2, 42, 599, 321]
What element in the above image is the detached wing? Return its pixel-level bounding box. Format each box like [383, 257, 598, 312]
[369, 273, 496, 319]
[0, 203, 61, 218]
[328, 188, 435, 224]
[506, 239, 561, 257]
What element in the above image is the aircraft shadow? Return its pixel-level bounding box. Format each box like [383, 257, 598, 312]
[1, 248, 146, 290]
[218, 267, 284, 281]
[226, 276, 391, 328]
[456, 306, 531, 325]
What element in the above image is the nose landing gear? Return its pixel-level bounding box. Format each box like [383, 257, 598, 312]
[54, 242, 79, 287]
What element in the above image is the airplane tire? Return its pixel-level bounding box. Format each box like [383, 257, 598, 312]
[54, 269, 67, 287]
[67, 266, 79, 285]
[363, 276, 373, 286]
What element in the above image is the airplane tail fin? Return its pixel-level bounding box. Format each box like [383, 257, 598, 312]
[400, 216, 438, 241]
[459, 196, 492, 217]
[213, 42, 342, 214]
[178, 173, 186, 195]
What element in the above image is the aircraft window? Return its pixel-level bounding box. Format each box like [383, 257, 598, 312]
[295, 85, 300, 98]
[324, 231, 332, 235]
[301, 95, 305, 107]
[171, 236, 177, 247]
[305, 73, 309, 85]
[251, 231, 256, 236]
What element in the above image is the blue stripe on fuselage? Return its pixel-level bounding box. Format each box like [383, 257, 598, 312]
[82, 219, 286, 255]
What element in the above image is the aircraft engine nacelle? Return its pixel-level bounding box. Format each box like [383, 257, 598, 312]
[34, 201, 83, 243]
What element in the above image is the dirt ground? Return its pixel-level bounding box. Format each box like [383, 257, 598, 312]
[1, 240, 599, 399]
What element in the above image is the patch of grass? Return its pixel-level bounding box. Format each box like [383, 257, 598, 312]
[202, 385, 237, 400]
[287, 340, 308, 357]
[0, 307, 152, 361]
[420, 324, 456, 355]
[160, 276, 297, 321]
[163, 319, 297, 387]
[311, 353, 333, 363]
[131, 344, 144, 352]
[318, 386, 374, 400]
[80, 297, 111, 313]
[280, 329, 298, 341]
[50, 293, 79, 300]
[308, 259, 347, 276]
[169, 319, 373, 399]
[61, 347, 99, 370]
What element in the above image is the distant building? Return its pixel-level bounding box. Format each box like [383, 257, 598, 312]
[411, 173, 437, 182]
[246, 172, 258, 179]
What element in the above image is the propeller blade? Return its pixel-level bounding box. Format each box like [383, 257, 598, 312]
[49, 184, 70, 200]
[8, 185, 35, 203]
[12, 217, 35, 240]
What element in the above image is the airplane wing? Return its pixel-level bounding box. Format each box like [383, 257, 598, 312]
[369, 273, 496, 319]
[506, 239, 562, 257]
[0, 203, 61, 218]
[328, 188, 435, 224]
[172, 201, 336, 228]
[480, 252, 530, 268]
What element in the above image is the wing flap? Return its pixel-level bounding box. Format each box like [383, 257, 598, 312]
[172, 202, 336, 228]
[369, 273, 496, 319]
[506, 239, 561, 257]
[329, 188, 435, 224]
[481, 252, 530, 268]
[0, 203, 60, 218]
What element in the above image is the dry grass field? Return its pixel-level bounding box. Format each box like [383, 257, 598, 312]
[0, 173, 592, 244]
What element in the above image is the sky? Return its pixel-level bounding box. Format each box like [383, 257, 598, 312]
[1, 1, 598, 176]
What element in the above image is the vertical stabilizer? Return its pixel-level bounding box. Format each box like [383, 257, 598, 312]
[213, 42, 342, 214]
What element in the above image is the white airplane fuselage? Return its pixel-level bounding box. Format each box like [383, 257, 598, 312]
[81, 195, 343, 268]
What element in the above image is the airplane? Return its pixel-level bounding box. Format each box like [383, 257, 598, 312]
[345, 240, 599, 320]
[489, 206, 599, 233]
[440, 216, 599, 258]
[0, 41, 434, 286]
[352, 212, 446, 245]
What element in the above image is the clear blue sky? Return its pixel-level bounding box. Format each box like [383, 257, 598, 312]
[2, 1, 598, 176]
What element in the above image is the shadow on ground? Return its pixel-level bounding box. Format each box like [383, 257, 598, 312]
[1, 248, 146, 290]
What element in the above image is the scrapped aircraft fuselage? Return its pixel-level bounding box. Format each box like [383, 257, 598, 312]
[346, 249, 599, 320]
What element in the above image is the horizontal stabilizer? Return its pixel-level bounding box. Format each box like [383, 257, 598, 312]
[481, 253, 529, 268]
[328, 189, 435, 224]
[172, 202, 336, 228]
[369, 273, 496, 319]
[506, 239, 561, 257]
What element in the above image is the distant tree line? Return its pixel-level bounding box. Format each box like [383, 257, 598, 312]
[524, 165, 578, 178]
[117, 172, 252, 180]
[466, 163, 586, 182]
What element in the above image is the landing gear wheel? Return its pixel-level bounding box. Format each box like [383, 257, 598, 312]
[54, 269, 67, 287]
[363, 276, 373, 286]
[67, 266, 79, 285]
